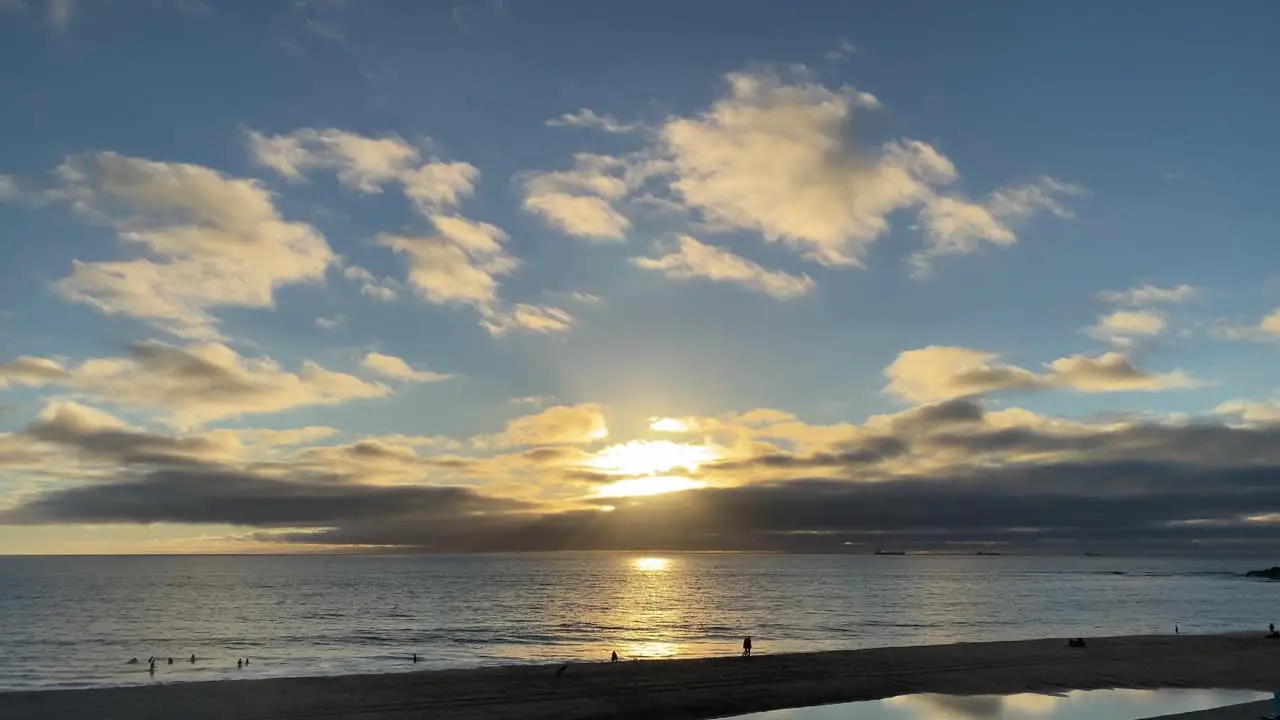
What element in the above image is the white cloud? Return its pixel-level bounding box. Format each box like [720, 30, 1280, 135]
[1098, 284, 1198, 306]
[546, 109, 639, 134]
[50, 152, 333, 340]
[1086, 310, 1167, 345]
[479, 304, 574, 337]
[1262, 310, 1280, 334]
[360, 352, 450, 383]
[1, 341, 388, 427]
[884, 345, 1197, 403]
[246, 127, 480, 217]
[825, 39, 860, 61]
[0, 356, 69, 389]
[315, 314, 345, 330]
[342, 266, 399, 302]
[632, 235, 814, 300]
[0, 174, 18, 200]
[519, 153, 637, 241]
[376, 233, 515, 307]
[524, 67, 1076, 275]
[910, 176, 1082, 276]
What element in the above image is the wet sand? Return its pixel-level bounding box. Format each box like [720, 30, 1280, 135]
[1160, 700, 1273, 718]
[3, 634, 1280, 720]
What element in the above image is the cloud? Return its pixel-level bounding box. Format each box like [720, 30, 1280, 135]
[0, 341, 388, 427]
[247, 127, 481, 218]
[825, 39, 860, 61]
[479, 304, 574, 336]
[48, 0, 71, 28]
[49, 152, 333, 340]
[519, 153, 637, 240]
[0, 356, 70, 389]
[546, 109, 639, 134]
[10, 393, 1280, 552]
[631, 235, 814, 300]
[360, 352, 450, 383]
[376, 232, 514, 307]
[342, 266, 399, 302]
[315, 314, 345, 330]
[884, 345, 1197, 403]
[0, 174, 18, 200]
[1085, 310, 1167, 345]
[1098, 284, 1198, 306]
[486, 404, 609, 447]
[885, 346, 1041, 403]
[525, 67, 1078, 273]
[1045, 353, 1198, 393]
[910, 177, 1083, 276]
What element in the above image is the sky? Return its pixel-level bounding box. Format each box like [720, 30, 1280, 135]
[1, 0, 1279, 555]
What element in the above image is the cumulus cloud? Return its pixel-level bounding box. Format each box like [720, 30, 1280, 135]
[1086, 310, 1168, 345]
[49, 152, 333, 340]
[484, 404, 609, 447]
[342, 266, 399, 302]
[546, 109, 639, 134]
[884, 345, 1197, 403]
[523, 67, 1078, 274]
[519, 153, 638, 240]
[0, 341, 388, 427]
[910, 177, 1083, 276]
[360, 352, 450, 383]
[632, 235, 814, 300]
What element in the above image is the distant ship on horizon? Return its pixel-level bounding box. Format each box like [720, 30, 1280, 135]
[873, 549, 907, 556]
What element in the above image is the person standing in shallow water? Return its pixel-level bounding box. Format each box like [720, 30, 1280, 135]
[611, 651, 618, 662]
[742, 636, 752, 657]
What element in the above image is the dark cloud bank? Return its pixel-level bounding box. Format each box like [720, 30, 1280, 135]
[6, 399, 1280, 554]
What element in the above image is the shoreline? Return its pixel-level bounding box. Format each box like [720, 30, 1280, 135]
[4, 634, 1280, 719]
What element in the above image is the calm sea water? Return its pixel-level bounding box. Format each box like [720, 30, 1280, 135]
[0, 553, 1275, 692]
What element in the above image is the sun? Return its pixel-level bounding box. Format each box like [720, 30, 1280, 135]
[588, 440, 717, 476]
[586, 440, 718, 498]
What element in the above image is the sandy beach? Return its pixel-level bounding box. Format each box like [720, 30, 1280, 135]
[3, 634, 1280, 720]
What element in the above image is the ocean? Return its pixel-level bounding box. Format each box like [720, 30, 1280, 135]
[0, 553, 1274, 692]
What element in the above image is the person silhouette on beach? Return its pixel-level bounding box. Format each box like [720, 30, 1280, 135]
[742, 636, 752, 657]
[611, 651, 618, 662]
[412, 653, 418, 663]
[189, 654, 196, 664]
[1175, 624, 1179, 635]
[245, 658, 250, 665]
[237, 659, 243, 669]
[1271, 623, 1275, 634]
[167, 657, 173, 665]
[148, 659, 156, 674]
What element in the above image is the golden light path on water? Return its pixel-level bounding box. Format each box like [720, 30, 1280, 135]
[615, 556, 685, 660]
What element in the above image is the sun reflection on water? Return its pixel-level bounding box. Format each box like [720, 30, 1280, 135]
[632, 556, 670, 572]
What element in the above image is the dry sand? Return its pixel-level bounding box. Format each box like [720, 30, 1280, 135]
[4, 634, 1280, 720]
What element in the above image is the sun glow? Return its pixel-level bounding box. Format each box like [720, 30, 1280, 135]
[595, 476, 705, 497]
[588, 440, 717, 476]
[649, 417, 693, 433]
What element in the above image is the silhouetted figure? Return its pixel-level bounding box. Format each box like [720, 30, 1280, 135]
[555, 664, 568, 678]
[1271, 623, 1276, 634]
[148, 659, 157, 674]
[412, 653, 418, 663]
[189, 654, 196, 664]
[1267, 623, 1280, 639]
[1067, 638, 1088, 648]
[1175, 624, 1179, 635]
[611, 651, 618, 662]
[244, 657, 250, 665]
[237, 659, 243, 669]
[127, 658, 139, 665]
[167, 657, 173, 665]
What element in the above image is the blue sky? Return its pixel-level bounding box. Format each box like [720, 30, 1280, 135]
[1, 0, 1280, 554]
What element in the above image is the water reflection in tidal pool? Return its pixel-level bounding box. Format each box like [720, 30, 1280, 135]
[735, 689, 1270, 719]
